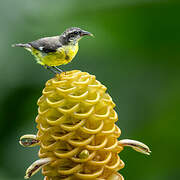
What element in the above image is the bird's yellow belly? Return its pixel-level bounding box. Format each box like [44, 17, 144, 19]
[31, 44, 79, 66]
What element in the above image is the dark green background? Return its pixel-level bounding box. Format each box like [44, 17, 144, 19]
[0, 0, 180, 179]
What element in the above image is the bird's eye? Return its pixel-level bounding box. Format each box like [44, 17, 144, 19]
[70, 34, 75, 38]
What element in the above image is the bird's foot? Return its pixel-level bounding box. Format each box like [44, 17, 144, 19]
[45, 65, 57, 74]
[45, 65, 63, 75]
[52, 66, 63, 73]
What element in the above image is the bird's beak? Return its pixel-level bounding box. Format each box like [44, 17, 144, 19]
[80, 30, 94, 37]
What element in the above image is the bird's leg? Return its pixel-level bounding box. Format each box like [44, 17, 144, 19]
[44, 65, 57, 74]
[52, 66, 63, 73]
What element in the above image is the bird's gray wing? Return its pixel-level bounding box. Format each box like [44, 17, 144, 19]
[29, 36, 62, 53]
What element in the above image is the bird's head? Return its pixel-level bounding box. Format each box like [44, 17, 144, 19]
[60, 27, 93, 45]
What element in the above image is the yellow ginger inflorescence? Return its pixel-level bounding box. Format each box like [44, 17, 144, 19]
[20, 70, 151, 180]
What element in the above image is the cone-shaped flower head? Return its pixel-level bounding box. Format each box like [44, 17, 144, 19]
[20, 70, 151, 180]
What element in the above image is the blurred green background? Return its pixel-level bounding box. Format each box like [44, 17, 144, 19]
[0, 0, 180, 179]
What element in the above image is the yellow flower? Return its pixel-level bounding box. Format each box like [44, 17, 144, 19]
[20, 70, 151, 180]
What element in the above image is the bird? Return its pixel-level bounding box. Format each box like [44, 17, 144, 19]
[12, 27, 93, 74]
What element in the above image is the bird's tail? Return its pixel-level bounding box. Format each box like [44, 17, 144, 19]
[12, 43, 31, 48]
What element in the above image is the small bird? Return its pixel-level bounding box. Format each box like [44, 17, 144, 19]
[12, 27, 93, 73]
